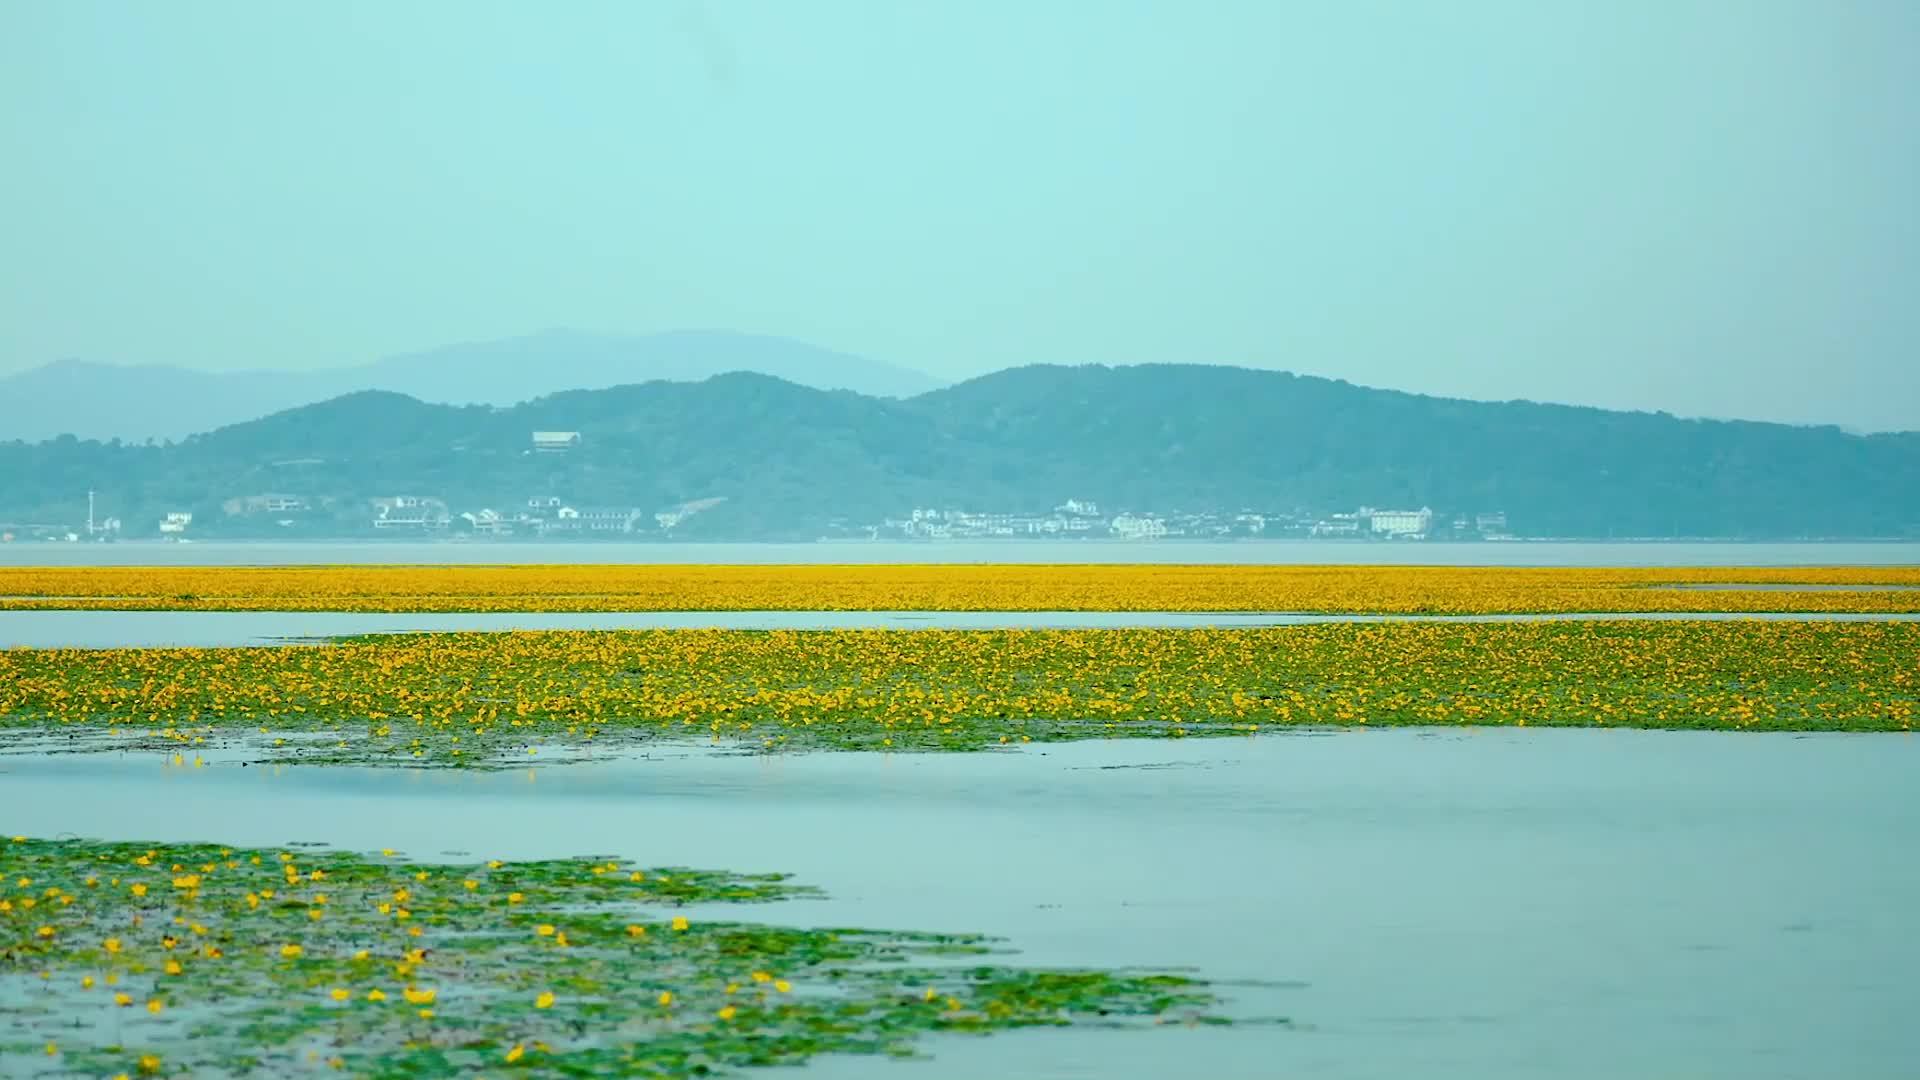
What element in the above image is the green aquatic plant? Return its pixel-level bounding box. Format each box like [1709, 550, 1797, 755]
[0, 837, 1224, 1077]
[0, 622, 1914, 768]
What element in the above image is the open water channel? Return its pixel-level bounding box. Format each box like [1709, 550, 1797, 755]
[1, 608, 1916, 650]
[3, 732, 1916, 1079]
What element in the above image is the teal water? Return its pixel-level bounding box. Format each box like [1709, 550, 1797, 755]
[4, 609, 1918, 649]
[3, 730, 1915, 1079]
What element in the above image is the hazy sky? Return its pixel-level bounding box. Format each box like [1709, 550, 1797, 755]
[2, 1, 1916, 429]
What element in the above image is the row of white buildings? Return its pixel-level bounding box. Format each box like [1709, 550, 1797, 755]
[1308, 507, 1435, 539]
[883, 500, 1272, 541]
[461, 495, 725, 536]
[880, 502, 1509, 542]
[461, 496, 646, 536]
[1309, 508, 1510, 540]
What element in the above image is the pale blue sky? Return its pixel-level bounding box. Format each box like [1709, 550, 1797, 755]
[2, 0, 1915, 429]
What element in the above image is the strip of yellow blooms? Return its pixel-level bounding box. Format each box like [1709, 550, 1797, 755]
[0, 564, 1917, 614]
[0, 624, 1912, 766]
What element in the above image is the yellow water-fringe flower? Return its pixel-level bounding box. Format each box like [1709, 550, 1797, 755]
[2, 563, 1916, 615]
[3, 621, 1914, 768]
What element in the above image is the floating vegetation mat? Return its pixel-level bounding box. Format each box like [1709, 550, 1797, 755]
[0, 564, 1917, 614]
[0, 837, 1222, 1077]
[0, 623, 1914, 768]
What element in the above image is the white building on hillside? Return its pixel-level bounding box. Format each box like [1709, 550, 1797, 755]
[1366, 507, 1433, 538]
[371, 496, 450, 530]
[463, 508, 513, 536]
[532, 431, 581, 453]
[1110, 513, 1168, 539]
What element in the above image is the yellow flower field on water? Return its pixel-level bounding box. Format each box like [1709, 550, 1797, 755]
[1, 622, 1912, 766]
[0, 563, 1918, 613]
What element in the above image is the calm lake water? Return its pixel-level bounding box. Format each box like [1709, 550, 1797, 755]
[5, 609, 1918, 649]
[4, 731, 1916, 1079]
[3, 539, 1918, 567]
[0, 607, 1912, 645]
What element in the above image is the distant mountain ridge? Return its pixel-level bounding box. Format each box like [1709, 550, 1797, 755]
[0, 329, 943, 443]
[3, 363, 1916, 540]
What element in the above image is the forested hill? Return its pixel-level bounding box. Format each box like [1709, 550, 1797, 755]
[3, 364, 1916, 539]
[0, 329, 941, 443]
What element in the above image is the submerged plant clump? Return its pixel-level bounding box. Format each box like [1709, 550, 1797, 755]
[0, 837, 1219, 1077]
[0, 622, 1914, 767]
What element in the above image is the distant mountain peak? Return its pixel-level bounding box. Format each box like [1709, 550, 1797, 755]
[0, 330, 944, 443]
